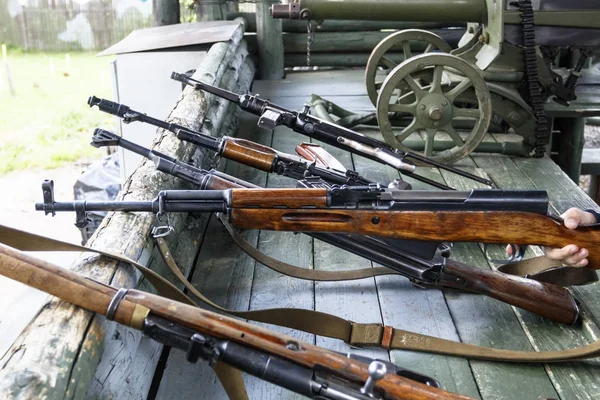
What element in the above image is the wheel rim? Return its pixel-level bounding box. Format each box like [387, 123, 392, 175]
[365, 29, 453, 107]
[376, 53, 492, 164]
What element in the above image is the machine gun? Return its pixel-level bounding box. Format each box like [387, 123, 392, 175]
[169, 72, 494, 189]
[37, 180, 595, 324]
[272, 1, 600, 162]
[0, 243, 467, 400]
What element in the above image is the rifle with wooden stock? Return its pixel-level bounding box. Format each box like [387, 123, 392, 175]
[37, 180, 598, 325]
[0, 243, 468, 400]
[90, 129, 580, 320]
[168, 72, 494, 190]
[87, 97, 378, 188]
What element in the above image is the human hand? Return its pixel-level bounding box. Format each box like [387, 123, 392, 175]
[506, 208, 597, 267]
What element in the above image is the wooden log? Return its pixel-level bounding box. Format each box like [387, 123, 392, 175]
[0, 25, 250, 398]
[284, 52, 406, 67]
[153, 62, 258, 400]
[227, 11, 463, 33]
[282, 29, 464, 53]
[256, 0, 284, 79]
[245, 29, 465, 55]
[83, 39, 252, 400]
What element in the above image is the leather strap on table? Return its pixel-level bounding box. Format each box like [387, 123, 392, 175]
[4, 223, 600, 364]
[497, 257, 598, 286]
[219, 217, 400, 281]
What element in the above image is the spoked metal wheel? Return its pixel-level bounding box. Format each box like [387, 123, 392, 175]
[376, 53, 492, 164]
[365, 29, 453, 107]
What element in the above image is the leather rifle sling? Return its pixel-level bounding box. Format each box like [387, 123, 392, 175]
[4, 224, 600, 363]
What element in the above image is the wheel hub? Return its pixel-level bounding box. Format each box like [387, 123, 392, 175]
[416, 94, 452, 128]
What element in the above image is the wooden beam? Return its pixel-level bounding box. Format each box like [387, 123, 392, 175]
[256, 0, 284, 79]
[0, 24, 253, 399]
[154, 0, 180, 25]
[195, 0, 223, 22]
[245, 29, 464, 56]
[227, 11, 463, 33]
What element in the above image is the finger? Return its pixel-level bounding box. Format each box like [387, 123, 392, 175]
[561, 208, 590, 229]
[562, 248, 589, 266]
[574, 259, 589, 267]
[563, 217, 580, 230]
[505, 244, 520, 256]
[544, 244, 579, 260]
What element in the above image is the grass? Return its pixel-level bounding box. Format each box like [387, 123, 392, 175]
[0, 50, 116, 174]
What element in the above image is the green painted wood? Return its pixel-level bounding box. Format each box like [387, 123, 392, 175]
[344, 124, 480, 398]
[475, 154, 600, 400]
[435, 156, 560, 400]
[307, 136, 389, 361]
[581, 148, 600, 175]
[554, 117, 586, 183]
[256, 0, 284, 79]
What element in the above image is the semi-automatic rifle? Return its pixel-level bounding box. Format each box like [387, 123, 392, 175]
[169, 72, 494, 190]
[89, 129, 585, 323]
[88, 97, 378, 188]
[0, 242, 469, 400]
[37, 180, 595, 324]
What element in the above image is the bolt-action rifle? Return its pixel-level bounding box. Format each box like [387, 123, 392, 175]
[169, 72, 495, 190]
[88, 97, 377, 188]
[0, 243, 469, 400]
[38, 181, 596, 324]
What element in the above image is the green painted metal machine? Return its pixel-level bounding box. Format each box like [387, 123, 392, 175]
[272, 1, 600, 163]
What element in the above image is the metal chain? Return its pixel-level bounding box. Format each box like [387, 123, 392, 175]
[306, 20, 315, 66]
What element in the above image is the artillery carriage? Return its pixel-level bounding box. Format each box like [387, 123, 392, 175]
[273, 0, 600, 163]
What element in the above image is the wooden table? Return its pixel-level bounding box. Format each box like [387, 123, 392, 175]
[149, 70, 600, 400]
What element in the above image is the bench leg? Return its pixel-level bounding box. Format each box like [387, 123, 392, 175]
[589, 176, 600, 204]
[554, 117, 585, 184]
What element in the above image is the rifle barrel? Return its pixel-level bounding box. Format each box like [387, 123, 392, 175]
[171, 72, 241, 104]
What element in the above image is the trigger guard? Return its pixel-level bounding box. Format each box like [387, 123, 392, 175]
[484, 244, 528, 265]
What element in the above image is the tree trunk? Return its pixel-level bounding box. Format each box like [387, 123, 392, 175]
[154, 0, 180, 26]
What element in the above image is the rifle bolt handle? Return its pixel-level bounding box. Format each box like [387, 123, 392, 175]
[360, 361, 387, 396]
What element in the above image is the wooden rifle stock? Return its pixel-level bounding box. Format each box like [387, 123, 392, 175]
[228, 189, 600, 269]
[221, 138, 278, 172]
[0, 243, 472, 400]
[441, 260, 579, 325]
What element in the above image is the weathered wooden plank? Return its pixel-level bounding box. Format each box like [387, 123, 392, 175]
[154, 111, 270, 399]
[304, 135, 389, 361]
[0, 29, 248, 399]
[242, 124, 314, 400]
[342, 121, 480, 398]
[475, 154, 600, 400]
[438, 156, 560, 400]
[252, 70, 370, 98]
